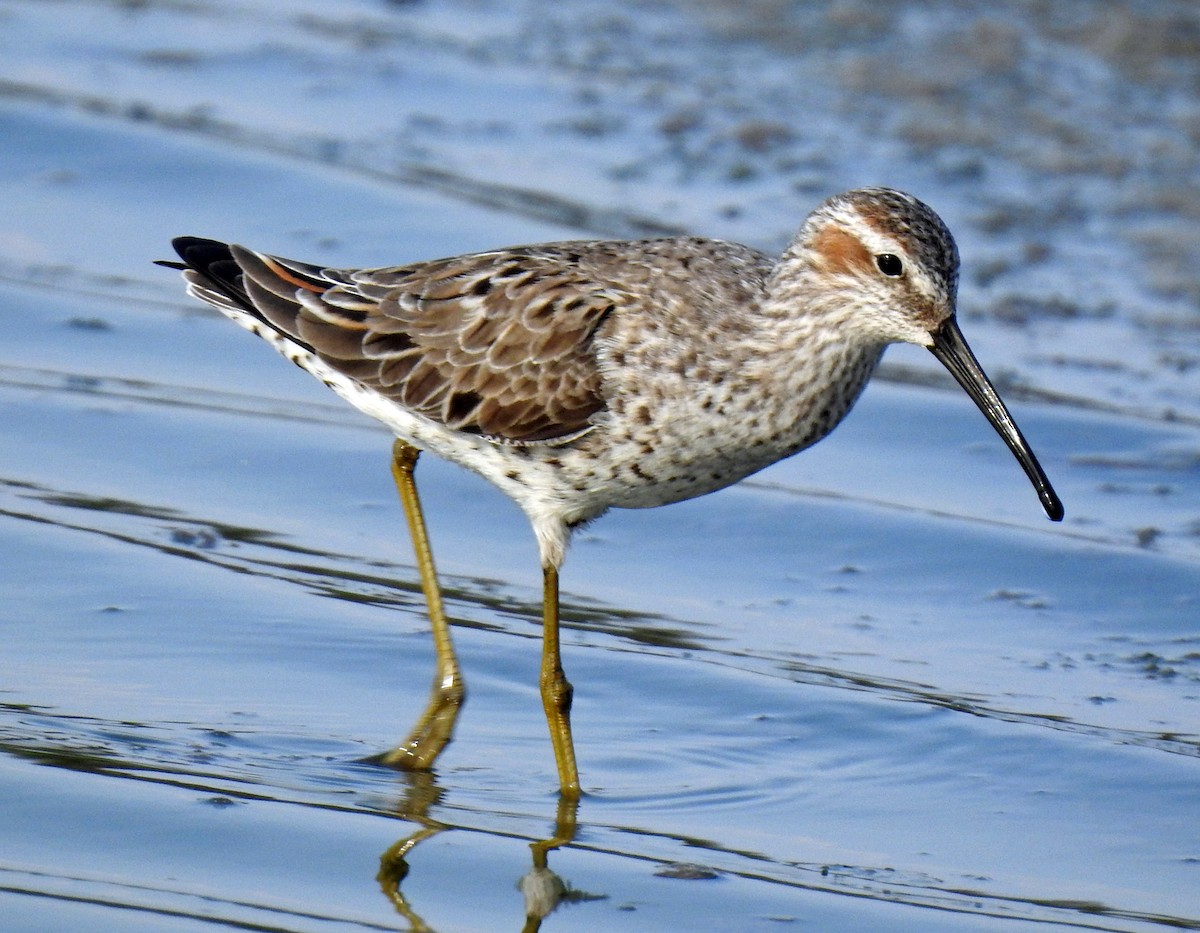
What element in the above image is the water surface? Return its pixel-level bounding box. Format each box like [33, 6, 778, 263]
[1, 2, 1197, 930]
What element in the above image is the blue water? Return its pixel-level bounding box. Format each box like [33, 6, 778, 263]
[1, 2, 1198, 930]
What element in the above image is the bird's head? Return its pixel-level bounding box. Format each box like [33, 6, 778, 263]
[793, 187, 1064, 521]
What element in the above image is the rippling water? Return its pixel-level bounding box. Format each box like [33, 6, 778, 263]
[1, 1, 1197, 930]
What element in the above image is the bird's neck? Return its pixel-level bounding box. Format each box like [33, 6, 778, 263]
[746, 254, 887, 453]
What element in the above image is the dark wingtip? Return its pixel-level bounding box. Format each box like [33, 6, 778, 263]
[169, 236, 234, 269]
[157, 235, 256, 314]
[156, 236, 233, 272]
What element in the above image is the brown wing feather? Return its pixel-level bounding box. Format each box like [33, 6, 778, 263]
[228, 244, 618, 443]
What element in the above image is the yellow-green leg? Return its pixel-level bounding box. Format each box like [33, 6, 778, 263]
[378, 439, 465, 770]
[540, 565, 580, 798]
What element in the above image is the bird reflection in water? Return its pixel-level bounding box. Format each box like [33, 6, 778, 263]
[377, 776, 601, 930]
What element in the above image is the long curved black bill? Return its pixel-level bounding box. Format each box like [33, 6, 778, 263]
[929, 319, 1064, 521]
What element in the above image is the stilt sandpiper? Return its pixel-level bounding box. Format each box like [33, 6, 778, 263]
[161, 187, 1064, 798]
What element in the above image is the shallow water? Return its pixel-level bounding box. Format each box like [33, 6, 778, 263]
[2, 1, 1198, 931]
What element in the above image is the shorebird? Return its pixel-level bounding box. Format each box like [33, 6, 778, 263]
[161, 187, 1063, 798]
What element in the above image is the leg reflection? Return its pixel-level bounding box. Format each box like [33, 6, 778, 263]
[520, 794, 581, 932]
[377, 770, 447, 931]
[378, 779, 604, 930]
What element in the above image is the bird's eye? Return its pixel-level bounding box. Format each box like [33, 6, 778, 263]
[875, 254, 903, 277]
